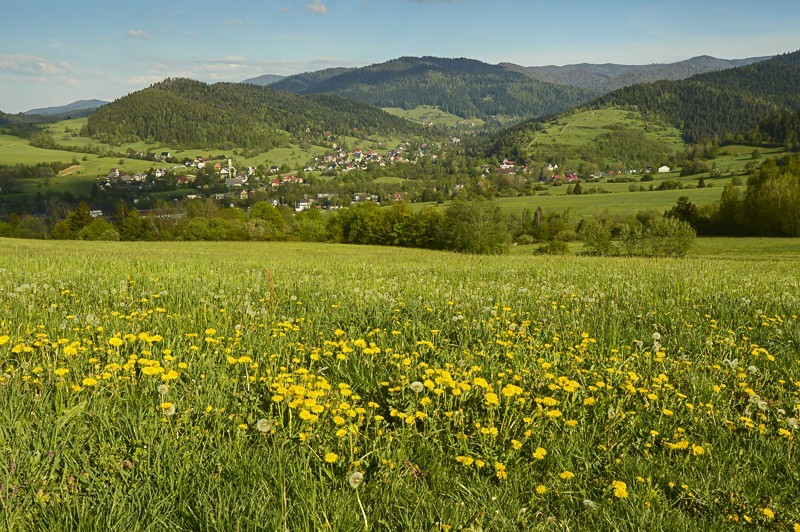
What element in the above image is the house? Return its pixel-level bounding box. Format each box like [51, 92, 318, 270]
[225, 177, 246, 188]
[658, 165, 671, 173]
[295, 199, 313, 212]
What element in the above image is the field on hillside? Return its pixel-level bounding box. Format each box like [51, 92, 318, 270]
[1, 238, 798, 530]
[528, 108, 685, 158]
[383, 105, 485, 129]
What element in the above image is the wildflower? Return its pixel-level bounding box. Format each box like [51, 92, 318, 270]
[532, 447, 547, 460]
[559, 471, 575, 480]
[651, 332, 661, 341]
[324, 452, 338, 464]
[495, 462, 507, 480]
[582, 499, 597, 510]
[456, 455, 474, 467]
[348, 471, 364, 488]
[256, 418, 272, 433]
[409, 381, 424, 394]
[157, 384, 169, 396]
[108, 337, 124, 347]
[691, 444, 705, 455]
[484, 392, 500, 406]
[761, 508, 774, 520]
[611, 480, 628, 498]
[535, 485, 547, 494]
[160, 402, 176, 416]
[82, 377, 98, 387]
[0, 335, 9, 346]
[54, 368, 69, 377]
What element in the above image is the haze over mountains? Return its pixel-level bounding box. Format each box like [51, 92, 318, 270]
[243, 54, 772, 96]
[502, 55, 771, 94]
[25, 99, 108, 116]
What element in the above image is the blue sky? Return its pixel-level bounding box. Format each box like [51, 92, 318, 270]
[2, 0, 799, 113]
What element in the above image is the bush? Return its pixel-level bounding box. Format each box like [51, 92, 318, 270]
[534, 240, 570, 255]
[623, 217, 696, 257]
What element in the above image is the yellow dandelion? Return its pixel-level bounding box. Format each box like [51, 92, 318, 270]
[535, 485, 547, 494]
[108, 337, 124, 347]
[483, 392, 500, 406]
[82, 377, 98, 387]
[324, 452, 338, 464]
[559, 471, 575, 480]
[761, 508, 774, 520]
[532, 447, 547, 460]
[611, 480, 629, 499]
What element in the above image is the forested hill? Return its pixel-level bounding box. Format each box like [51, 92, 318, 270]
[85, 78, 425, 149]
[593, 50, 800, 142]
[505, 55, 770, 94]
[259, 67, 356, 92]
[263, 56, 595, 121]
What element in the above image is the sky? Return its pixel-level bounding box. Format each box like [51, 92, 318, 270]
[2, 0, 799, 113]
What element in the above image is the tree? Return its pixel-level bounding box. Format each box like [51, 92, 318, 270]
[68, 201, 94, 234]
[442, 199, 510, 254]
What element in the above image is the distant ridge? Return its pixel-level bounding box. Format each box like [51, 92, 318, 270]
[503, 55, 771, 93]
[25, 99, 107, 116]
[260, 57, 594, 122]
[240, 74, 285, 86]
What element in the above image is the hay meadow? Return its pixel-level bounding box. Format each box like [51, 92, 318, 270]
[1, 238, 798, 530]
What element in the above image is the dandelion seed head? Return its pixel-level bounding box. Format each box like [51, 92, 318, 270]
[409, 381, 424, 394]
[348, 471, 364, 488]
[256, 418, 272, 433]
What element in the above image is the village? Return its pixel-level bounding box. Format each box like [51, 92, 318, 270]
[97, 142, 446, 211]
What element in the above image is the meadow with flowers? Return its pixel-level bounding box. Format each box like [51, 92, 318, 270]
[1, 237, 799, 530]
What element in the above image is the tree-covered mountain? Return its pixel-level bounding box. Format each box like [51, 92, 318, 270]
[594, 50, 800, 142]
[505, 55, 770, 94]
[484, 50, 800, 165]
[85, 78, 426, 148]
[262, 57, 595, 121]
[260, 67, 355, 92]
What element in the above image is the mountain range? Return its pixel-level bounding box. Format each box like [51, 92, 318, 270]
[243, 54, 771, 99]
[25, 99, 107, 116]
[4, 50, 799, 156]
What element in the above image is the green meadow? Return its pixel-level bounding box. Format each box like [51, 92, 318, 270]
[1, 238, 798, 530]
[383, 105, 485, 129]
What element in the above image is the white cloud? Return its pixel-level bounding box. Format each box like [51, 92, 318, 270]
[0, 54, 74, 76]
[126, 29, 151, 40]
[306, 0, 329, 15]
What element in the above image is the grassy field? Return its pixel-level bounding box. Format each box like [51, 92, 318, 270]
[383, 105, 484, 129]
[1, 238, 798, 530]
[527, 107, 685, 160]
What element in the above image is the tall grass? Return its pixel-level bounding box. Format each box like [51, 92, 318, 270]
[0, 238, 798, 530]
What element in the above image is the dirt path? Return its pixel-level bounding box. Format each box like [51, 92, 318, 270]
[58, 165, 85, 176]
